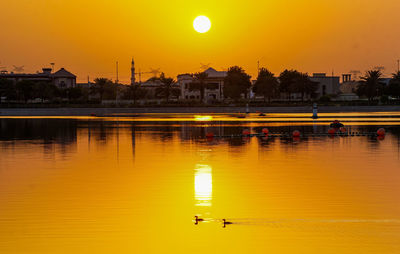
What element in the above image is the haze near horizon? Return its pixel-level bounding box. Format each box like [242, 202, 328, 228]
[1, 0, 400, 82]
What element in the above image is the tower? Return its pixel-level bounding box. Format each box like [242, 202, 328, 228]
[131, 58, 135, 85]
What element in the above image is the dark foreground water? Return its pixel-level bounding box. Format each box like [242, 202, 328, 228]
[0, 113, 400, 253]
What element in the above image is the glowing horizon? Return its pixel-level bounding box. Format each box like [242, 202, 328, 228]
[1, 0, 400, 83]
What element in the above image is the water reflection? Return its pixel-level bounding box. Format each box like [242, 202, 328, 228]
[194, 164, 212, 207]
[1, 117, 400, 253]
[1, 118, 400, 155]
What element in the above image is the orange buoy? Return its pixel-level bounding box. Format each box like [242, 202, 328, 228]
[377, 128, 386, 136]
[242, 129, 251, 136]
[262, 128, 269, 135]
[292, 130, 301, 138]
[206, 132, 214, 138]
[328, 128, 336, 135]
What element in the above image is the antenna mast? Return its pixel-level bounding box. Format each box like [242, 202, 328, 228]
[116, 61, 119, 84]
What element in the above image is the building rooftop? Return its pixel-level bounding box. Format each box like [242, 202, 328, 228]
[204, 67, 227, 78]
[52, 68, 76, 78]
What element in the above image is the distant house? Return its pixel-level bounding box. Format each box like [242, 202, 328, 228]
[0, 67, 76, 89]
[140, 78, 164, 99]
[309, 73, 340, 99]
[51, 68, 77, 88]
[178, 67, 227, 103]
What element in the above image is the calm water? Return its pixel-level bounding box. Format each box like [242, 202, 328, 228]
[1, 114, 400, 253]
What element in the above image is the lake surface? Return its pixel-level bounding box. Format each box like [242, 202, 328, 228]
[0, 113, 400, 253]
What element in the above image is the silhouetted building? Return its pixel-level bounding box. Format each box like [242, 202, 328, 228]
[0, 67, 76, 89]
[309, 73, 340, 98]
[131, 58, 135, 85]
[178, 67, 227, 103]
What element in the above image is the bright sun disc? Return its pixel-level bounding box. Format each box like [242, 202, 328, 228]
[193, 16, 211, 33]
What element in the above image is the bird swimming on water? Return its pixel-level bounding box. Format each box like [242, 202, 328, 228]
[222, 219, 233, 228]
[194, 216, 204, 225]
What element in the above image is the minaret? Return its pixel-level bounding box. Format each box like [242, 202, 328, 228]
[131, 58, 135, 85]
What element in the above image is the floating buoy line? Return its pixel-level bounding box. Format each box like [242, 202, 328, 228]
[205, 128, 387, 139]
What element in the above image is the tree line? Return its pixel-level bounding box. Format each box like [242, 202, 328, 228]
[2, 67, 400, 105]
[356, 70, 400, 102]
[0, 73, 181, 104]
[0, 79, 86, 104]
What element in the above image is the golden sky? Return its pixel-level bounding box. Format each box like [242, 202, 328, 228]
[1, 0, 400, 82]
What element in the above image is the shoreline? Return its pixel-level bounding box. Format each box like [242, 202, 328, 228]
[0, 106, 399, 116]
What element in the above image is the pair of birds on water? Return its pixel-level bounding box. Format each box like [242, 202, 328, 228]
[194, 216, 233, 228]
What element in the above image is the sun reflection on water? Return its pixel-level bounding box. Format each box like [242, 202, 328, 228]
[194, 115, 213, 121]
[194, 164, 212, 207]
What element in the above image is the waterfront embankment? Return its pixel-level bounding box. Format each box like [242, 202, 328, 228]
[0, 106, 399, 116]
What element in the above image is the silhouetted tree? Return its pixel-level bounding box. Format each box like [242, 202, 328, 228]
[0, 78, 15, 103]
[385, 71, 400, 98]
[189, 72, 209, 102]
[16, 80, 35, 103]
[123, 84, 147, 104]
[65, 87, 83, 101]
[90, 78, 114, 101]
[253, 68, 279, 102]
[33, 81, 59, 102]
[279, 69, 300, 101]
[223, 66, 251, 100]
[155, 73, 178, 102]
[293, 73, 318, 101]
[356, 70, 384, 102]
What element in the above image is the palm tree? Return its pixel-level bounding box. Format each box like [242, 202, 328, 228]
[91, 78, 113, 101]
[386, 71, 400, 98]
[223, 66, 251, 100]
[253, 68, 279, 103]
[189, 72, 209, 103]
[392, 71, 400, 81]
[156, 73, 176, 103]
[357, 70, 384, 102]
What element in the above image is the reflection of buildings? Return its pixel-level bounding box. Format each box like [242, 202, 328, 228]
[0, 119, 77, 144]
[0, 119, 78, 155]
[194, 164, 212, 207]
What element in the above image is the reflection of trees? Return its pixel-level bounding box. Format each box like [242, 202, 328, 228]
[2, 119, 398, 154]
[0, 119, 77, 144]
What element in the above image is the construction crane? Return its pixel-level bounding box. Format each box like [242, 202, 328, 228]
[13, 65, 25, 73]
[134, 68, 161, 83]
[200, 63, 211, 71]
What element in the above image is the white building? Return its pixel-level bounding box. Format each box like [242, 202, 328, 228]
[178, 67, 227, 103]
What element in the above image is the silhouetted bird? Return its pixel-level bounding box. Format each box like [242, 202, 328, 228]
[222, 219, 233, 228]
[194, 216, 204, 225]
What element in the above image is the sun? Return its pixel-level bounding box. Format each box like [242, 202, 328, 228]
[193, 16, 211, 33]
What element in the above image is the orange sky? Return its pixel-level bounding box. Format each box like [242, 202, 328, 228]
[1, 0, 400, 83]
